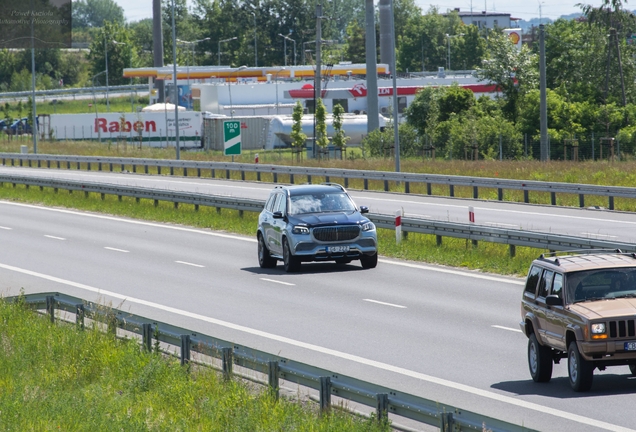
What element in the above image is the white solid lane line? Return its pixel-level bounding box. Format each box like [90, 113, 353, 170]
[44, 235, 65, 240]
[492, 325, 523, 333]
[0, 262, 630, 432]
[104, 247, 129, 253]
[363, 299, 407, 309]
[0, 226, 12, 230]
[175, 260, 204, 268]
[260, 278, 295, 286]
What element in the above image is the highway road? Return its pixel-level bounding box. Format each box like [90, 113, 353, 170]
[1, 165, 636, 243]
[1, 171, 635, 431]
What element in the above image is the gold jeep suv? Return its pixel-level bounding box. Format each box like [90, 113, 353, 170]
[520, 250, 636, 391]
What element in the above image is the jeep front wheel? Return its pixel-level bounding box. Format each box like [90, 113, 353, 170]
[568, 341, 594, 392]
[528, 333, 552, 383]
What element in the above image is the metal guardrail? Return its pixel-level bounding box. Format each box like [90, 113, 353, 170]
[0, 153, 632, 211]
[6, 291, 537, 432]
[1, 173, 634, 254]
[0, 85, 148, 100]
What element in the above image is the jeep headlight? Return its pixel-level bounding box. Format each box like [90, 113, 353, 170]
[292, 225, 309, 235]
[591, 323, 607, 339]
[361, 221, 375, 231]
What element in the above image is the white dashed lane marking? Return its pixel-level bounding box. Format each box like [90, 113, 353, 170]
[260, 278, 296, 286]
[104, 247, 129, 253]
[44, 235, 65, 240]
[175, 261, 205, 268]
[363, 299, 407, 309]
[492, 325, 523, 333]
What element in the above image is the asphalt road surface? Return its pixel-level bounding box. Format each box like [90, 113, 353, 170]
[1, 195, 635, 431]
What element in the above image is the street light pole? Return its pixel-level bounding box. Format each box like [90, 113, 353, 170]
[278, 34, 287, 66]
[218, 37, 238, 66]
[104, 32, 110, 111]
[177, 37, 210, 109]
[279, 33, 296, 67]
[113, 40, 133, 112]
[274, 67, 286, 115]
[445, 33, 464, 71]
[170, 0, 180, 160]
[251, 12, 257, 67]
[228, 65, 248, 118]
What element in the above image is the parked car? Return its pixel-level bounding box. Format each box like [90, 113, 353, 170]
[0, 119, 8, 133]
[7, 117, 36, 135]
[520, 250, 636, 391]
[257, 183, 378, 272]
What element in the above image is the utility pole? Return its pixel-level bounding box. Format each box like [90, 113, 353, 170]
[365, 0, 379, 133]
[613, 28, 627, 107]
[539, 24, 548, 161]
[153, 0, 164, 102]
[314, 4, 323, 158]
[390, 0, 399, 172]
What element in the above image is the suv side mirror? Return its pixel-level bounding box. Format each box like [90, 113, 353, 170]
[546, 295, 563, 306]
[359, 206, 369, 214]
[272, 211, 283, 219]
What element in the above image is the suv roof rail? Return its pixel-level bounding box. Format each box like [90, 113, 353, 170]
[539, 248, 624, 260]
[321, 182, 346, 191]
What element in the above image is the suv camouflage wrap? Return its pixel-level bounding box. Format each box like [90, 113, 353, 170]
[520, 251, 636, 391]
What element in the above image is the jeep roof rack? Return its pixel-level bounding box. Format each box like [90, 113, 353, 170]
[320, 182, 346, 191]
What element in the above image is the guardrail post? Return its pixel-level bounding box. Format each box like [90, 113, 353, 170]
[46, 160, 50, 168]
[132, 164, 136, 173]
[46, 296, 55, 323]
[449, 185, 454, 197]
[98, 162, 102, 171]
[170, 167, 174, 176]
[226, 169, 230, 179]
[222, 347, 233, 379]
[142, 323, 153, 352]
[77, 162, 81, 170]
[523, 190, 529, 203]
[121, 164, 125, 172]
[67, 161, 70, 169]
[37, 160, 41, 168]
[376, 393, 389, 423]
[427, 183, 432, 195]
[509, 244, 516, 258]
[136, 197, 140, 203]
[19, 159, 23, 167]
[344, 178, 348, 188]
[257, 171, 261, 181]
[144, 165, 148, 174]
[11, 158, 14, 166]
[273, 172, 278, 183]
[157, 166, 161, 175]
[197, 168, 201, 177]
[364, 178, 368, 190]
[440, 412, 454, 431]
[238, 210, 244, 218]
[319, 377, 331, 413]
[28, 159, 32, 167]
[75, 304, 85, 329]
[290, 174, 294, 184]
[551, 192, 556, 206]
[405, 181, 410, 194]
[216, 207, 221, 214]
[609, 196, 614, 210]
[325, 176, 330, 183]
[194, 204, 199, 211]
[497, 188, 503, 201]
[211, 169, 214, 178]
[109, 163, 113, 172]
[87, 162, 91, 171]
[184, 168, 188, 177]
[154, 200, 158, 207]
[57, 160, 60, 169]
[473, 186, 478, 199]
[436, 235, 442, 246]
[84, 191, 88, 198]
[384, 180, 389, 192]
[101, 193, 105, 200]
[579, 194, 585, 208]
[180, 335, 191, 366]
[174, 202, 179, 209]
[118, 195, 122, 202]
[307, 175, 312, 184]
[241, 170, 245, 181]
[268, 361, 279, 400]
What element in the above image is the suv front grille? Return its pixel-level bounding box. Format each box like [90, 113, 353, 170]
[313, 226, 360, 242]
[609, 319, 636, 338]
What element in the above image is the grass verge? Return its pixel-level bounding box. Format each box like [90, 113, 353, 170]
[0, 296, 390, 431]
[0, 183, 538, 276]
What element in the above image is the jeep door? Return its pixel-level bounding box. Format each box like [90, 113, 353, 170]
[534, 269, 554, 345]
[545, 273, 567, 351]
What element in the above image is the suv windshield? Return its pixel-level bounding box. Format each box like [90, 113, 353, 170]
[566, 267, 636, 303]
[289, 192, 356, 215]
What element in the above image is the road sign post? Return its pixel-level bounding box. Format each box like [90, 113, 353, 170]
[223, 120, 241, 159]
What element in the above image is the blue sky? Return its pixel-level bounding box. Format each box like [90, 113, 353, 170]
[111, 0, 606, 23]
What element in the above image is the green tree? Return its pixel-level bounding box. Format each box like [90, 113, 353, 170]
[72, 0, 125, 28]
[437, 84, 475, 122]
[315, 98, 329, 154]
[290, 101, 307, 162]
[332, 103, 350, 158]
[344, 21, 366, 64]
[477, 31, 538, 122]
[87, 21, 137, 86]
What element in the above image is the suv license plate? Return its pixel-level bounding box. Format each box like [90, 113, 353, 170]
[625, 342, 636, 351]
[327, 246, 349, 253]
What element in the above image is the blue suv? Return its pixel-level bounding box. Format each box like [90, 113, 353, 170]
[257, 183, 378, 272]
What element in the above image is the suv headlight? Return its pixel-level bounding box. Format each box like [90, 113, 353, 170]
[361, 221, 375, 231]
[591, 323, 607, 339]
[292, 225, 310, 235]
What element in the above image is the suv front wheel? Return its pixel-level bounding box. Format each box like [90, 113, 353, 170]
[360, 252, 378, 269]
[568, 341, 594, 392]
[283, 238, 301, 273]
[528, 333, 553, 382]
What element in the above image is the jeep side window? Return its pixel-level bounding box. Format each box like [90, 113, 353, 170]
[538, 270, 554, 298]
[271, 194, 282, 213]
[524, 266, 542, 295]
[275, 193, 287, 214]
[552, 273, 563, 299]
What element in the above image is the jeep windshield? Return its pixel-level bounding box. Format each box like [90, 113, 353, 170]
[288, 193, 357, 215]
[566, 267, 636, 303]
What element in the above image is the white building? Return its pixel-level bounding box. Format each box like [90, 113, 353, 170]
[446, 9, 520, 30]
